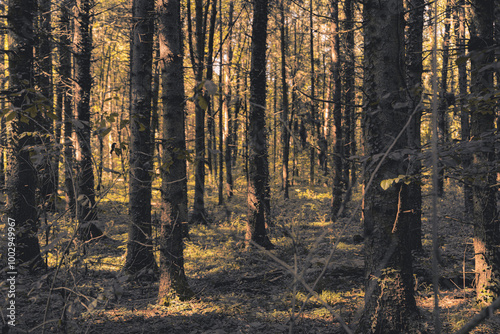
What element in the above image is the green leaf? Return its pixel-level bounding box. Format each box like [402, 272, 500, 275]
[20, 114, 30, 124]
[46, 112, 59, 121]
[197, 95, 208, 111]
[5, 111, 17, 122]
[380, 179, 393, 190]
[26, 105, 38, 118]
[120, 119, 129, 129]
[99, 127, 112, 137]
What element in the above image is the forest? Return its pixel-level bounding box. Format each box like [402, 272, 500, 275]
[1, 0, 500, 332]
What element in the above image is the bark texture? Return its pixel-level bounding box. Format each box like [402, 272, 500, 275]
[330, 0, 343, 219]
[404, 0, 425, 251]
[157, 0, 193, 304]
[357, 0, 417, 332]
[7, 0, 43, 268]
[59, 0, 76, 216]
[469, 0, 499, 303]
[125, 0, 157, 275]
[246, 0, 273, 249]
[74, 0, 102, 240]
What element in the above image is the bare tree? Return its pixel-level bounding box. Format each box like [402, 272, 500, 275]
[157, 0, 193, 303]
[125, 0, 157, 275]
[356, 0, 417, 331]
[404, 0, 425, 251]
[73, 0, 102, 240]
[469, 0, 499, 303]
[246, 0, 273, 250]
[6, 0, 43, 268]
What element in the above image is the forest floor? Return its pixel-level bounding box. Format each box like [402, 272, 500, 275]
[2, 178, 500, 333]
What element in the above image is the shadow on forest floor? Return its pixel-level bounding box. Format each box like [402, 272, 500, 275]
[2, 180, 500, 333]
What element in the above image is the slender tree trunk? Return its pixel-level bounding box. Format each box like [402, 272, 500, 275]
[404, 0, 425, 251]
[37, 0, 58, 212]
[356, 0, 417, 332]
[246, 0, 272, 250]
[457, 0, 472, 214]
[191, 0, 208, 224]
[280, 0, 290, 200]
[308, 0, 315, 186]
[6, 0, 43, 268]
[74, 0, 102, 240]
[217, 0, 224, 205]
[59, 0, 75, 216]
[330, 0, 343, 219]
[224, 1, 234, 199]
[125, 0, 157, 275]
[157, 0, 193, 304]
[437, 1, 451, 197]
[469, 0, 499, 303]
[206, 0, 217, 185]
[343, 0, 355, 201]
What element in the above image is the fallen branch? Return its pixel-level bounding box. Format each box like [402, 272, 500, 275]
[454, 297, 500, 334]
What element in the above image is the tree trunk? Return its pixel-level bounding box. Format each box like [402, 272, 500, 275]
[404, 0, 425, 251]
[223, 1, 234, 199]
[330, 0, 343, 219]
[343, 0, 355, 202]
[469, 0, 499, 303]
[59, 0, 75, 217]
[246, 0, 272, 250]
[217, 0, 224, 205]
[457, 0, 472, 215]
[308, 0, 315, 186]
[6, 0, 43, 269]
[37, 0, 58, 212]
[356, 0, 417, 332]
[157, 0, 193, 304]
[74, 0, 102, 240]
[437, 1, 451, 197]
[191, 0, 208, 224]
[125, 0, 157, 275]
[280, 0, 290, 200]
[206, 0, 217, 186]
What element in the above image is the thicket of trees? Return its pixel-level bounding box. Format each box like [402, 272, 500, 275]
[1, 0, 500, 332]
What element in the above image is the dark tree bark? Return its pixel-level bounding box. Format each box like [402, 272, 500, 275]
[246, 0, 272, 250]
[308, 0, 316, 186]
[356, 0, 417, 332]
[343, 0, 356, 199]
[280, 0, 290, 200]
[457, 0, 472, 215]
[36, 0, 58, 212]
[157, 0, 193, 304]
[437, 1, 451, 197]
[469, 0, 499, 303]
[330, 0, 343, 219]
[73, 0, 102, 240]
[217, 0, 223, 206]
[125, 0, 157, 275]
[224, 1, 234, 199]
[6, 0, 43, 269]
[206, 0, 217, 185]
[190, 0, 209, 224]
[58, 0, 76, 217]
[404, 0, 425, 251]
